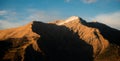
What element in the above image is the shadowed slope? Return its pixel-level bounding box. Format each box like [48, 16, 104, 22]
[31, 21, 93, 61]
[86, 22, 120, 61]
[55, 17, 109, 57]
[55, 16, 120, 61]
[87, 22, 120, 45]
[0, 23, 41, 61]
[0, 21, 93, 61]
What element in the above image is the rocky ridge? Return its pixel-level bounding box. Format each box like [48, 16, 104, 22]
[0, 16, 120, 61]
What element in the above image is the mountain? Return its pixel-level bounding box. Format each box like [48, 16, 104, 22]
[0, 16, 120, 61]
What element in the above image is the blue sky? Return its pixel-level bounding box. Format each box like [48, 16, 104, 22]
[0, 0, 120, 29]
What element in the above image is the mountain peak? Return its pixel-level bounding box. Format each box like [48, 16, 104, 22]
[57, 16, 80, 25]
[57, 16, 87, 25]
[66, 16, 79, 21]
[0, 16, 120, 61]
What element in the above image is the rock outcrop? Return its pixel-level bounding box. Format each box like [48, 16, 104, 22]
[0, 16, 120, 61]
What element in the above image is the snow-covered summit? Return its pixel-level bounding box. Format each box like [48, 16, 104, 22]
[58, 16, 79, 25]
[66, 16, 79, 21]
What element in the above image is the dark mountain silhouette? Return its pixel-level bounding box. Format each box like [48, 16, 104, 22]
[0, 16, 120, 61]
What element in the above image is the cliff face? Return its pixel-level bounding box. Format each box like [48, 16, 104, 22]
[0, 16, 120, 61]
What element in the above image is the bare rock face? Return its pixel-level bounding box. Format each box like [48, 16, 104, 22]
[56, 16, 109, 57]
[55, 16, 120, 61]
[0, 16, 120, 61]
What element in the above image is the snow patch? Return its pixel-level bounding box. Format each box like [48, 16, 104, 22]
[58, 16, 79, 25]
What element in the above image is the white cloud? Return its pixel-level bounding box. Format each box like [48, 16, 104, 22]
[26, 9, 64, 22]
[0, 9, 65, 29]
[81, 0, 97, 4]
[0, 20, 23, 29]
[0, 10, 7, 15]
[94, 11, 120, 30]
[65, 0, 71, 3]
[0, 10, 26, 29]
[0, 10, 18, 21]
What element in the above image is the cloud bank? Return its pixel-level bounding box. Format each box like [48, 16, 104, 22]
[81, 0, 97, 4]
[64, 0, 97, 3]
[0, 10, 7, 15]
[0, 20, 22, 29]
[26, 9, 63, 22]
[94, 11, 120, 30]
[65, 0, 71, 3]
[0, 9, 64, 29]
[0, 9, 120, 30]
